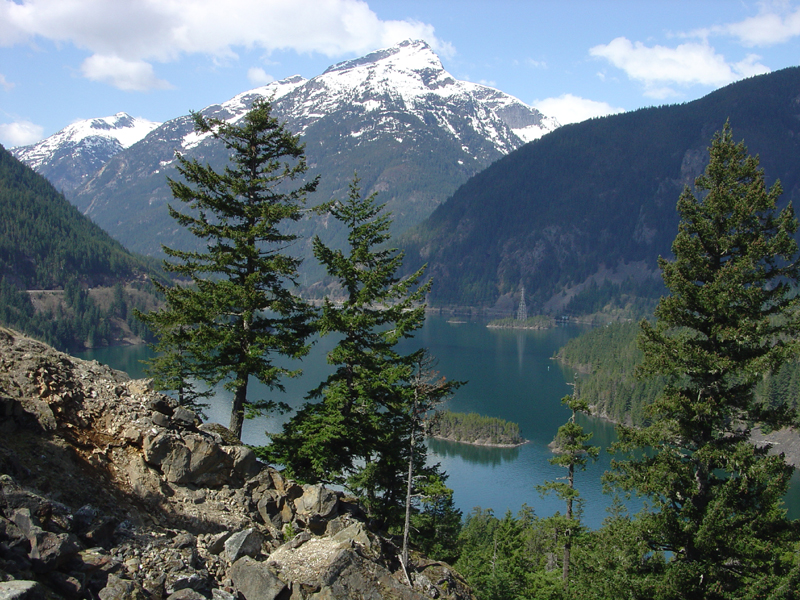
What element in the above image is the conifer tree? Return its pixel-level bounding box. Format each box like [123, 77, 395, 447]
[270, 176, 429, 525]
[537, 394, 599, 590]
[607, 122, 800, 598]
[140, 98, 318, 439]
[402, 350, 462, 569]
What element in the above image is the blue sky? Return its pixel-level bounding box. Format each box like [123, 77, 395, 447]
[2, 0, 800, 147]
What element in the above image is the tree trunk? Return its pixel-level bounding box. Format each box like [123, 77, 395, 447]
[230, 381, 247, 440]
[563, 461, 574, 587]
[402, 426, 415, 571]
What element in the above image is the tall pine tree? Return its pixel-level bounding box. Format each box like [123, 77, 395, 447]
[538, 394, 599, 590]
[140, 98, 318, 439]
[607, 122, 800, 599]
[270, 176, 430, 526]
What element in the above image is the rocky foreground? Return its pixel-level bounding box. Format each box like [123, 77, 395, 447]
[0, 328, 474, 600]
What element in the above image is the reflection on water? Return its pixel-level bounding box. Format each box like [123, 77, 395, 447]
[427, 437, 520, 466]
[74, 316, 800, 527]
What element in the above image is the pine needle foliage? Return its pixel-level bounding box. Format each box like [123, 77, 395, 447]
[139, 98, 318, 438]
[270, 176, 430, 525]
[606, 122, 800, 599]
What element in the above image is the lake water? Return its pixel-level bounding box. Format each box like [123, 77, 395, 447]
[77, 314, 800, 529]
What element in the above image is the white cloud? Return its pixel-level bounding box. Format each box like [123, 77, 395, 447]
[590, 37, 770, 97]
[723, 6, 800, 46]
[81, 54, 172, 91]
[247, 67, 275, 86]
[0, 73, 13, 91]
[0, 0, 452, 90]
[0, 119, 44, 146]
[533, 94, 623, 125]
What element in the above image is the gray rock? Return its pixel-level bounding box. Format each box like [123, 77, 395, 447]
[152, 412, 171, 427]
[147, 395, 176, 415]
[142, 430, 177, 466]
[172, 407, 197, 427]
[230, 556, 286, 600]
[166, 572, 208, 595]
[211, 589, 236, 600]
[167, 590, 207, 600]
[331, 522, 381, 560]
[257, 490, 285, 529]
[207, 531, 233, 555]
[9, 508, 40, 538]
[223, 445, 260, 480]
[183, 433, 234, 487]
[160, 444, 193, 484]
[295, 484, 338, 520]
[0, 581, 44, 600]
[48, 571, 84, 599]
[29, 531, 81, 573]
[98, 574, 149, 600]
[224, 528, 264, 562]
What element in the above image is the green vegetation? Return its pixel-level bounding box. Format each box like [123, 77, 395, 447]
[138, 98, 318, 439]
[558, 319, 800, 428]
[606, 123, 800, 598]
[537, 396, 599, 589]
[270, 176, 443, 528]
[403, 67, 800, 310]
[0, 145, 164, 350]
[486, 315, 552, 329]
[427, 410, 525, 446]
[0, 145, 155, 290]
[555, 321, 663, 426]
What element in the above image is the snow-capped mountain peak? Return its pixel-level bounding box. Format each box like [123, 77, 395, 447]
[323, 39, 444, 77]
[11, 113, 161, 171]
[274, 39, 557, 150]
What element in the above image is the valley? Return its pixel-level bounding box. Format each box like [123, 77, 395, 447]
[4, 36, 800, 600]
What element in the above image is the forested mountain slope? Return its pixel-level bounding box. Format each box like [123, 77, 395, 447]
[0, 145, 161, 349]
[404, 67, 800, 310]
[29, 40, 556, 284]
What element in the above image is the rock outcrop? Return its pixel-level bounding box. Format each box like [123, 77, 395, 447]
[0, 328, 474, 600]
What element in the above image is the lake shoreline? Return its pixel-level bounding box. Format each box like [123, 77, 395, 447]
[427, 434, 530, 449]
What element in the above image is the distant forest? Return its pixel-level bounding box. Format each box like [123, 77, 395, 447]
[0, 145, 162, 350]
[556, 321, 800, 427]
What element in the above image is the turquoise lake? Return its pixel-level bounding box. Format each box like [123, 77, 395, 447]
[77, 314, 800, 529]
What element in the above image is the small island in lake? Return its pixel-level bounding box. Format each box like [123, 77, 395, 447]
[486, 315, 554, 330]
[426, 410, 528, 447]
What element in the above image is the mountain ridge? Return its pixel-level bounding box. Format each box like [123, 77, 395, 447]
[402, 67, 800, 310]
[19, 40, 559, 273]
[10, 112, 161, 193]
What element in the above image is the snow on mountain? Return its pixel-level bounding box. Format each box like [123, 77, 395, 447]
[273, 39, 558, 154]
[181, 75, 308, 151]
[180, 40, 557, 159]
[11, 113, 161, 170]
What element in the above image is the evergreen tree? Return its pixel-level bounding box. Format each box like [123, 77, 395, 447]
[402, 350, 462, 569]
[270, 176, 428, 526]
[139, 98, 318, 439]
[537, 394, 599, 591]
[607, 122, 800, 599]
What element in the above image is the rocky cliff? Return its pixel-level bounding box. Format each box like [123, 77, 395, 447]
[0, 327, 473, 600]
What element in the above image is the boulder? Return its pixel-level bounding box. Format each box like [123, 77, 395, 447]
[98, 574, 149, 600]
[224, 528, 264, 562]
[172, 407, 198, 427]
[295, 484, 338, 520]
[229, 556, 286, 600]
[0, 580, 45, 600]
[222, 445, 260, 481]
[28, 531, 81, 573]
